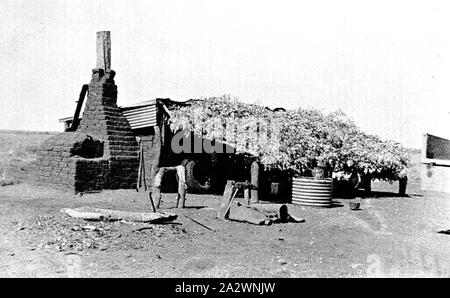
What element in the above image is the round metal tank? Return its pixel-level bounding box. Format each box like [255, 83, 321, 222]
[291, 177, 333, 207]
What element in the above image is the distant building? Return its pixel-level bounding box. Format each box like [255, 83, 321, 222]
[421, 112, 450, 193]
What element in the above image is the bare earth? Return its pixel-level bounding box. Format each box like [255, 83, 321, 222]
[1, 131, 449, 278]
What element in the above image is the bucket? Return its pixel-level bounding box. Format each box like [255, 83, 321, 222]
[291, 177, 333, 207]
[270, 182, 280, 195]
[349, 202, 360, 210]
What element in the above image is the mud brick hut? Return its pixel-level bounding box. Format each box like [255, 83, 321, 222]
[58, 97, 227, 194]
[39, 31, 279, 196]
[36, 31, 205, 194]
[34, 32, 140, 193]
[57, 95, 286, 197]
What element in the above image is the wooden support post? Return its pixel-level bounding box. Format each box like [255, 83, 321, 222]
[152, 166, 187, 209]
[363, 173, 372, 195]
[151, 118, 162, 183]
[250, 161, 260, 203]
[177, 182, 186, 208]
[137, 161, 142, 190]
[148, 192, 157, 212]
[66, 84, 88, 132]
[152, 168, 164, 208]
[244, 180, 250, 205]
[399, 176, 408, 196]
[176, 165, 187, 208]
[152, 186, 162, 209]
[140, 140, 147, 190]
[96, 31, 111, 70]
[137, 139, 143, 191]
[217, 180, 236, 219]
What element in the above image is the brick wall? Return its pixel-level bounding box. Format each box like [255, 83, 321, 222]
[34, 133, 78, 190]
[34, 68, 139, 193]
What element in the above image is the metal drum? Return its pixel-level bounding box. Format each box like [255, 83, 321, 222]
[291, 177, 333, 207]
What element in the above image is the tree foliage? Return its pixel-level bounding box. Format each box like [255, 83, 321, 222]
[169, 95, 409, 181]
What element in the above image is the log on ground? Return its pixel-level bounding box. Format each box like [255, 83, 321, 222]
[81, 207, 177, 223]
[62, 207, 177, 223]
[60, 208, 106, 221]
[248, 203, 289, 223]
[228, 202, 271, 225]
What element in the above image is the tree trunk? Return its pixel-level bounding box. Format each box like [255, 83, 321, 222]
[363, 173, 372, 194]
[399, 176, 407, 196]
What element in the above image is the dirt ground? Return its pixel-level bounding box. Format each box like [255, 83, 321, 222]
[1, 131, 450, 278]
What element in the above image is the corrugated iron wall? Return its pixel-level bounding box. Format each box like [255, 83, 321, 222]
[122, 102, 157, 130]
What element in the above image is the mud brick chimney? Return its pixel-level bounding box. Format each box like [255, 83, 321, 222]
[34, 32, 139, 193]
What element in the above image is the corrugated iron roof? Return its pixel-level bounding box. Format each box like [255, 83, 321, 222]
[120, 99, 156, 109]
[59, 98, 286, 130]
[122, 104, 157, 129]
[59, 100, 158, 130]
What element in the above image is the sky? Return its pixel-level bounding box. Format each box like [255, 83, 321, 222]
[1, 0, 450, 148]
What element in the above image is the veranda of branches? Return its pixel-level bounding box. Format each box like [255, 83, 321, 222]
[169, 95, 409, 182]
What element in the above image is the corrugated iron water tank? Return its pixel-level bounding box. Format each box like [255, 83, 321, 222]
[292, 177, 333, 207]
